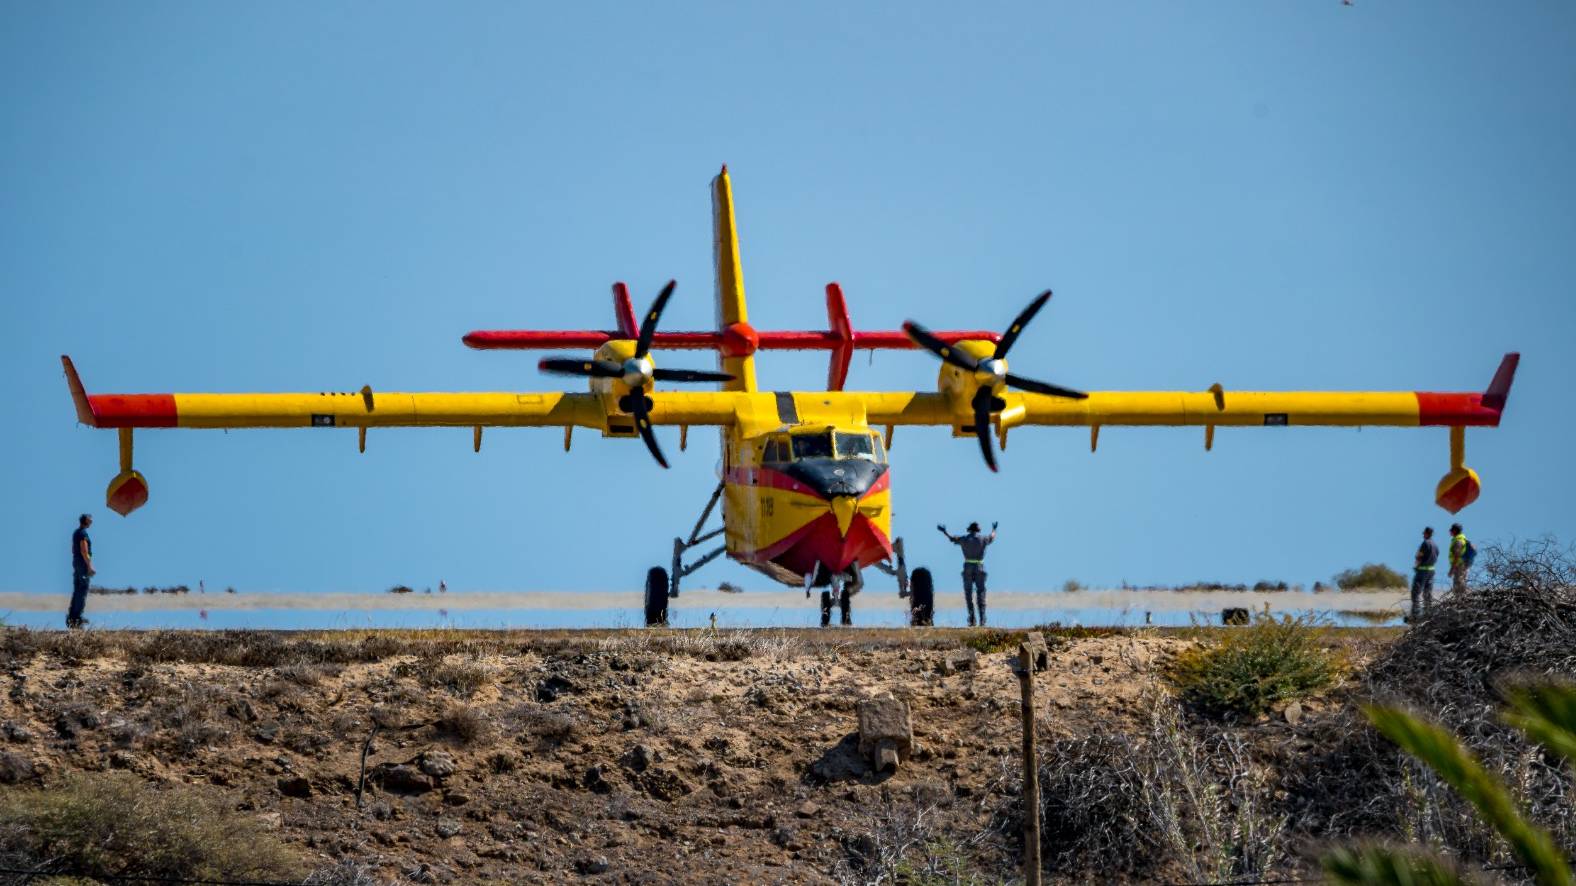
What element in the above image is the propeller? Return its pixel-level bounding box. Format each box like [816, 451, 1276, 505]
[904, 289, 1087, 472]
[539, 280, 733, 468]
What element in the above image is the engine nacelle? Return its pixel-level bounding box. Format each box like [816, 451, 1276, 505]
[935, 339, 1001, 438]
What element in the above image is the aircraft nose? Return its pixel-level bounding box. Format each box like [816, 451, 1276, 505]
[831, 496, 857, 537]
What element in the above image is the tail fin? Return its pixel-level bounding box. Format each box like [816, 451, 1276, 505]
[711, 166, 757, 392]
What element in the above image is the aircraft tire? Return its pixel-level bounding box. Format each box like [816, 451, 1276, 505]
[909, 567, 934, 627]
[644, 567, 670, 627]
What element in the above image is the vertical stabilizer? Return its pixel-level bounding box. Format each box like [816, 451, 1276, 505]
[711, 166, 758, 392]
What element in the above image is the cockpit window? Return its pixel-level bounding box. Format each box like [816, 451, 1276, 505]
[835, 432, 883, 462]
[791, 432, 834, 460]
[762, 437, 789, 464]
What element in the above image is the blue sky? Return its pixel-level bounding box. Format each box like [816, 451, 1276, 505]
[3, 2, 1573, 599]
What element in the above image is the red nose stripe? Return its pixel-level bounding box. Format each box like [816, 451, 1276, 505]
[758, 512, 892, 576]
[88, 394, 177, 428]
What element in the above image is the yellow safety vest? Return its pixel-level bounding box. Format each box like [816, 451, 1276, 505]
[1449, 533, 1468, 567]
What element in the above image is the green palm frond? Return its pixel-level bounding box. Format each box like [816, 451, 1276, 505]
[1322, 844, 1471, 886]
[1363, 704, 1573, 886]
[1504, 682, 1576, 766]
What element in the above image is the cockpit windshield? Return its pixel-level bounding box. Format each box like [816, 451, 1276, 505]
[791, 432, 834, 460]
[835, 432, 883, 462]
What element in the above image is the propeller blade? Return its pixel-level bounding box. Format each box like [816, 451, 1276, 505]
[1005, 372, 1088, 400]
[634, 280, 676, 358]
[994, 290, 1052, 359]
[628, 387, 668, 469]
[651, 368, 735, 383]
[539, 357, 623, 379]
[971, 389, 998, 472]
[902, 321, 980, 372]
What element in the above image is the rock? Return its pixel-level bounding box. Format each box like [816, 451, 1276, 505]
[536, 675, 577, 703]
[794, 801, 820, 819]
[857, 696, 914, 773]
[376, 763, 435, 794]
[575, 855, 610, 875]
[108, 750, 139, 770]
[1022, 633, 1051, 670]
[1283, 701, 1304, 725]
[435, 817, 462, 838]
[277, 775, 312, 798]
[639, 766, 695, 802]
[418, 749, 458, 779]
[253, 722, 280, 744]
[583, 765, 613, 795]
[442, 791, 471, 806]
[622, 743, 657, 773]
[939, 649, 977, 675]
[0, 752, 37, 784]
[227, 698, 258, 723]
[371, 800, 395, 820]
[2, 722, 31, 743]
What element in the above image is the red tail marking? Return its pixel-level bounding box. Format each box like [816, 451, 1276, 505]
[825, 283, 854, 391]
[611, 282, 639, 339]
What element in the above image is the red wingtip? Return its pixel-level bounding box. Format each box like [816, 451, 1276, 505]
[1481, 352, 1519, 412]
[61, 355, 98, 427]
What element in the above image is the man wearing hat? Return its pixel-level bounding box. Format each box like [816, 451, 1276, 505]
[69, 513, 94, 629]
[937, 521, 997, 626]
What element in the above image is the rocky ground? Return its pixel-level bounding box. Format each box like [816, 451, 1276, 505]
[0, 627, 1386, 885]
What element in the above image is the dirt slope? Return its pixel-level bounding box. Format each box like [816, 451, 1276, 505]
[0, 628, 1363, 884]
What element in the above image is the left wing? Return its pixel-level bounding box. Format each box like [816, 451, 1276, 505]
[62, 356, 742, 515]
[62, 356, 740, 431]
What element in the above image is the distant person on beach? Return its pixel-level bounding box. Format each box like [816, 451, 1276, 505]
[1410, 526, 1438, 620]
[937, 521, 996, 627]
[69, 514, 94, 629]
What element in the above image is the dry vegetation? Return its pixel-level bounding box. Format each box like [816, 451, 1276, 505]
[0, 542, 1569, 884]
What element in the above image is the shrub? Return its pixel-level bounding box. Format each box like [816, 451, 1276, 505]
[1168, 613, 1343, 718]
[423, 658, 493, 697]
[0, 772, 301, 881]
[961, 629, 1022, 654]
[1038, 695, 1287, 881]
[1062, 579, 1083, 593]
[1333, 563, 1407, 590]
[434, 702, 490, 745]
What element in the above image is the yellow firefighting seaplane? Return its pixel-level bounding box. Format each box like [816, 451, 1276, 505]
[63, 167, 1519, 627]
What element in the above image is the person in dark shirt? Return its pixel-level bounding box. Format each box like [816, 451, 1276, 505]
[938, 521, 997, 626]
[69, 514, 94, 629]
[1410, 526, 1439, 621]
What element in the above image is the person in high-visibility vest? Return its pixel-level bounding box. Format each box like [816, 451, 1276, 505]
[937, 521, 996, 626]
[1410, 526, 1439, 621]
[1448, 523, 1471, 594]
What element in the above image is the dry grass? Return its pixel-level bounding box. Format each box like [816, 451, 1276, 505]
[0, 772, 302, 882]
[1038, 692, 1288, 881]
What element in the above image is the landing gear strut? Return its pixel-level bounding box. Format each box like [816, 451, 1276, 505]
[645, 482, 728, 627]
[669, 482, 727, 598]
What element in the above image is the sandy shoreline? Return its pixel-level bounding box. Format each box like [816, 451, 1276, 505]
[0, 587, 1408, 614]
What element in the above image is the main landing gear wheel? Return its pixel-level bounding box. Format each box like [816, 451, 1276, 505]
[644, 567, 670, 627]
[909, 567, 934, 627]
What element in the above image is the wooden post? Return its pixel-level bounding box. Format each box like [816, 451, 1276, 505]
[1018, 643, 1042, 886]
